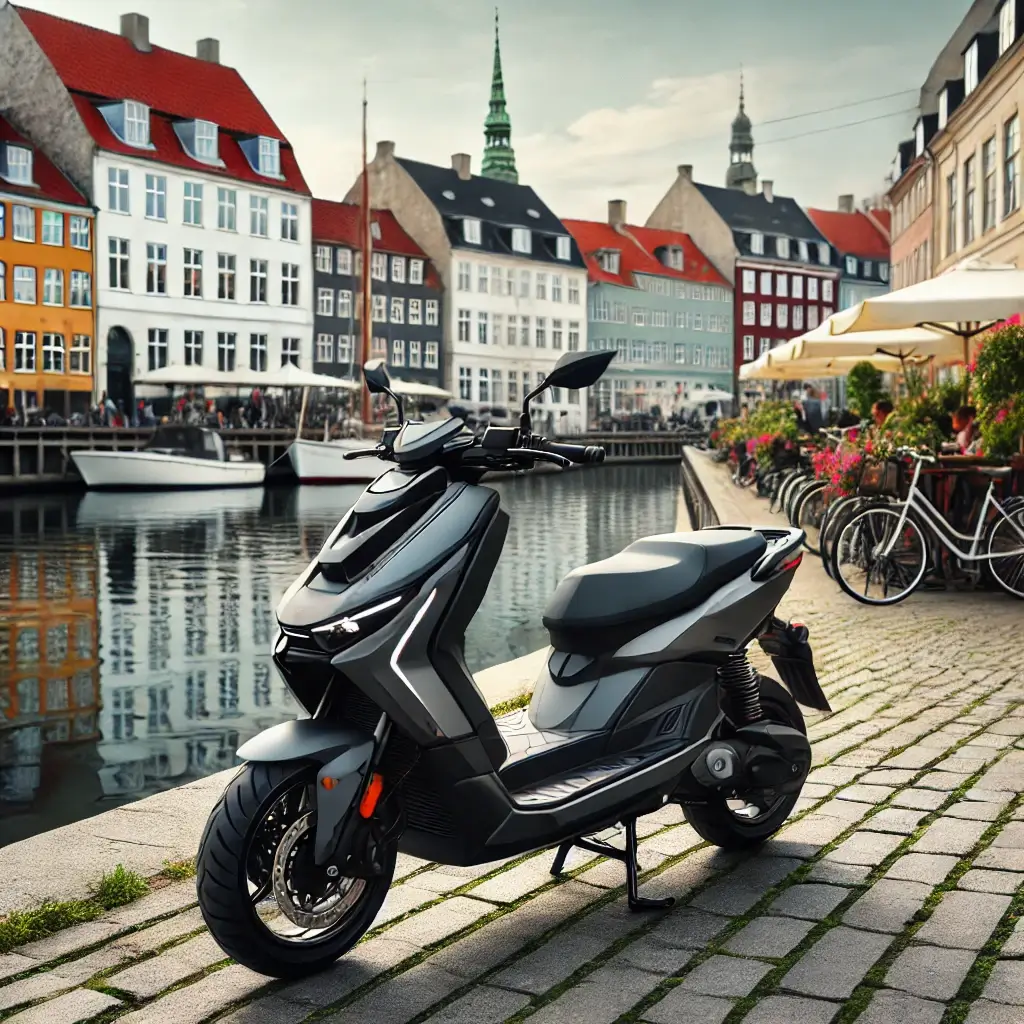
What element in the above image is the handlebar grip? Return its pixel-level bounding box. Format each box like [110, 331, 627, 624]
[540, 440, 606, 465]
[342, 448, 386, 460]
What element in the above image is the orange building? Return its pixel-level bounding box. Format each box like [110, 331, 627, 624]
[0, 116, 95, 417]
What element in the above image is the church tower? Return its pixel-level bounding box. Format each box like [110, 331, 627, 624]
[726, 72, 757, 193]
[481, 9, 519, 183]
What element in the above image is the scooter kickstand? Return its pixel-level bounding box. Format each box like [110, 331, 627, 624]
[623, 819, 674, 912]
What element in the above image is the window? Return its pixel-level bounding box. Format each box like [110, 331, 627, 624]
[798, 240, 810, 262]
[184, 182, 203, 226]
[818, 243, 830, 265]
[775, 236, 790, 259]
[823, 306, 834, 320]
[391, 296, 405, 323]
[463, 218, 482, 244]
[1000, 0, 1015, 55]
[793, 305, 804, 331]
[568, 277, 580, 304]
[742, 269, 756, 292]
[371, 221, 381, 241]
[337, 248, 353, 275]
[808, 306, 820, 329]
[550, 274, 563, 302]
[792, 275, 804, 300]
[281, 263, 299, 305]
[512, 227, 531, 253]
[184, 330, 203, 366]
[391, 256, 406, 283]
[183, 248, 203, 297]
[845, 255, 858, 276]
[250, 195, 269, 236]
[535, 316, 547, 347]
[371, 252, 387, 281]
[217, 332, 237, 371]
[473, 311, 486, 344]
[776, 304, 788, 328]
[398, 339, 416, 368]
[146, 243, 167, 294]
[568, 322, 580, 351]
[760, 271, 772, 294]
[598, 250, 620, 274]
[947, 171, 958, 255]
[145, 174, 166, 220]
[336, 335, 353, 364]
[70, 271, 91, 307]
[519, 270, 530, 298]
[372, 293, 387, 321]
[879, 262, 889, 282]
[250, 259, 268, 302]
[556, 235, 572, 260]
[218, 253, 236, 300]
[457, 261, 471, 290]
[70, 335, 91, 374]
[965, 41, 979, 94]
[552, 319, 563, 350]
[408, 298, 422, 324]
[109, 238, 130, 289]
[124, 100, 149, 146]
[1005, 115, 1020, 217]
[520, 315, 531, 345]
[939, 90, 949, 131]
[742, 335, 754, 361]
[108, 168, 129, 213]
[70, 216, 90, 250]
[4, 144, 32, 185]
[535, 272, 547, 300]
[822, 279, 834, 303]
[194, 119, 218, 161]
[315, 245, 331, 273]
[15, 331, 36, 371]
[478, 264, 489, 293]
[425, 341, 439, 369]
[758, 338, 771, 357]
[694, 312, 703, 331]
[776, 273, 788, 297]
[42, 268, 63, 306]
[759, 303, 772, 326]
[964, 154, 976, 244]
[249, 333, 268, 372]
[41, 211, 63, 246]
[458, 309, 471, 342]
[281, 337, 300, 366]
[147, 328, 168, 371]
[410, 259, 424, 284]
[218, 188, 237, 231]
[478, 368, 490, 402]
[458, 366, 472, 400]
[390, 338, 405, 366]
[750, 231, 764, 254]
[281, 202, 299, 242]
[338, 289, 352, 318]
[983, 136, 997, 231]
[317, 287, 334, 316]
[808, 277, 819, 301]
[426, 300, 439, 326]
[742, 301, 755, 325]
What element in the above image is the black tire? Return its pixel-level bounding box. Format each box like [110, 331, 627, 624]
[682, 678, 807, 850]
[197, 761, 396, 979]
[832, 505, 928, 605]
[795, 483, 828, 556]
[985, 498, 1024, 599]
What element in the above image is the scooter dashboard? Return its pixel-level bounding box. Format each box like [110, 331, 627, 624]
[392, 417, 469, 466]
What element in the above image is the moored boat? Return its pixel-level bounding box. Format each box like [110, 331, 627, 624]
[286, 437, 392, 484]
[70, 426, 266, 490]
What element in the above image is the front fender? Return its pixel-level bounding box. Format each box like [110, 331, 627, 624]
[237, 719, 372, 766]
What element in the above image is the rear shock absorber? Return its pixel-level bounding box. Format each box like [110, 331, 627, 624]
[717, 650, 763, 724]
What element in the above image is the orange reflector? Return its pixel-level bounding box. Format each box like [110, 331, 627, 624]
[359, 773, 384, 818]
[321, 777, 338, 791]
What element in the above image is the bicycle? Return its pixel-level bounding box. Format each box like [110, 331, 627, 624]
[831, 448, 1024, 605]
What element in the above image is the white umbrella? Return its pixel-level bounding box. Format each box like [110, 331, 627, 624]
[135, 364, 238, 386]
[688, 387, 733, 402]
[739, 352, 907, 381]
[265, 363, 359, 390]
[774, 323, 962, 367]
[135, 363, 359, 390]
[389, 378, 453, 400]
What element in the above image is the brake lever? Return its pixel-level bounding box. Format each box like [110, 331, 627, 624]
[342, 448, 388, 460]
[506, 448, 572, 468]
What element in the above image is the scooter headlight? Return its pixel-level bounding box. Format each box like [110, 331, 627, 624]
[309, 593, 409, 653]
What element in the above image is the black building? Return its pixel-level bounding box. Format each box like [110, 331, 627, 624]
[311, 199, 444, 393]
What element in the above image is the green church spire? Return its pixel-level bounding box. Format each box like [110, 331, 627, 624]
[481, 8, 518, 184]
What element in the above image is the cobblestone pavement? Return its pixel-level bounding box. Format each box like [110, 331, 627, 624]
[1, 461, 1022, 1024]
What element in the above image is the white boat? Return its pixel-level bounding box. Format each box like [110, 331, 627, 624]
[286, 438, 391, 484]
[71, 426, 267, 490]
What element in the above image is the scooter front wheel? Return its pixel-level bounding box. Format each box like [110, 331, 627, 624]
[196, 761, 395, 979]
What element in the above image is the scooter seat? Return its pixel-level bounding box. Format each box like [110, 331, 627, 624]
[542, 529, 768, 655]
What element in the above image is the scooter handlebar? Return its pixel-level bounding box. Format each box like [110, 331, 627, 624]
[536, 439, 606, 465]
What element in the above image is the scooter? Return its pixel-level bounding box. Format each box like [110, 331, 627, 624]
[196, 350, 831, 978]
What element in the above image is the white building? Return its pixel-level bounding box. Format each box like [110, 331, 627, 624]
[3, 8, 313, 407]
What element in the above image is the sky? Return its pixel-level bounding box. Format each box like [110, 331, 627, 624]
[19, 0, 975, 220]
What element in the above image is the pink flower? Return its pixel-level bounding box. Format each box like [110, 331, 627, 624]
[995, 408, 1008, 424]
[966, 362, 977, 373]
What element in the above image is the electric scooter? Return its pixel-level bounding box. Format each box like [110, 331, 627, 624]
[196, 350, 831, 978]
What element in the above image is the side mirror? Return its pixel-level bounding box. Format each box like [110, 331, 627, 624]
[544, 350, 617, 391]
[363, 359, 404, 425]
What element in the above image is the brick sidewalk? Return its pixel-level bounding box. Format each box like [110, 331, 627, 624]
[0, 460, 1021, 1024]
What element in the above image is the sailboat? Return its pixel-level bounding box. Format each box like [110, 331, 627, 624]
[286, 83, 390, 485]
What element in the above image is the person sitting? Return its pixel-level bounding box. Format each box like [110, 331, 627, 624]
[953, 405, 978, 453]
[871, 399, 894, 428]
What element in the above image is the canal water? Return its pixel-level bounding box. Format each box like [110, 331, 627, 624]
[0, 464, 681, 845]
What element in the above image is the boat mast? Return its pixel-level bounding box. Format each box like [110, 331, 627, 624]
[360, 78, 373, 427]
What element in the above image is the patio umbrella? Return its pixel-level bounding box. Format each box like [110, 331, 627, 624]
[773, 324, 962, 367]
[388, 378, 453, 400]
[267, 364, 359, 390]
[739, 352, 907, 381]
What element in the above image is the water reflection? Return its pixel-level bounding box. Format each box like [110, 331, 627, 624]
[0, 466, 679, 843]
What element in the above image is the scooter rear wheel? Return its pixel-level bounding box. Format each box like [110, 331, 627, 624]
[682, 678, 807, 850]
[196, 761, 396, 979]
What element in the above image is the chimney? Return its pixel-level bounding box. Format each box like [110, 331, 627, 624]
[838, 194, 855, 213]
[451, 153, 472, 180]
[196, 38, 220, 63]
[742, 180, 757, 196]
[608, 199, 627, 228]
[375, 140, 395, 162]
[119, 13, 151, 52]
[677, 164, 693, 181]
[762, 180, 774, 203]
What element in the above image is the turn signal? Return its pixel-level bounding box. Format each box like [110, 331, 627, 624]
[359, 773, 384, 818]
[321, 777, 338, 790]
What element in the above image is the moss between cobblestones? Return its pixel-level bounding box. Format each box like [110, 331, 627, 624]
[159, 858, 197, 881]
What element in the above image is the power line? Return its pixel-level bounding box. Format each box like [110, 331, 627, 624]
[756, 89, 918, 128]
[759, 107, 917, 145]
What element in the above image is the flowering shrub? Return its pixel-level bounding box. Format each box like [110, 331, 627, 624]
[973, 323, 1024, 457]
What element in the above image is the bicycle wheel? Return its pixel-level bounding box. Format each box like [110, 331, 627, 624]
[820, 496, 893, 580]
[985, 499, 1024, 599]
[789, 478, 822, 530]
[784, 474, 814, 526]
[832, 506, 928, 605]
[795, 482, 828, 555]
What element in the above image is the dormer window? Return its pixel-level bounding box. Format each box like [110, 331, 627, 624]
[463, 218, 482, 244]
[818, 243, 830, 265]
[798, 240, 810, 262]
[597, 250, 620, 274]
[512, 227, 531, 253]
[195, 121, 218, 161]
[2, 144, 32, 186]
[915, 120, 925, 156]
[965, 41, 979, 94]
[750, 231, 764, 254]
[556, 235, 572, 261]
[846, 255, 858, 275]
[939, 89, 949, 130]
[371, 222, 381, 241]
[124, 100, 150, 146]
[258, 137, 280, 176]
[662, 246, 684, 271]
[776, 236, 790, 258]
[1000, 0, 1015, 56]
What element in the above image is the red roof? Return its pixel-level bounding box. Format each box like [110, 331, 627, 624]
[870, 208, 891, 233]
[18, 6, 308, 194]
[805, 208, 890, 260]
[0, 116, 89, 206]
[562, 219, 729, 289]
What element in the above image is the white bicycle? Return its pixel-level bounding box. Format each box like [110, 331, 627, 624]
[832, 448, 1024, 605]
